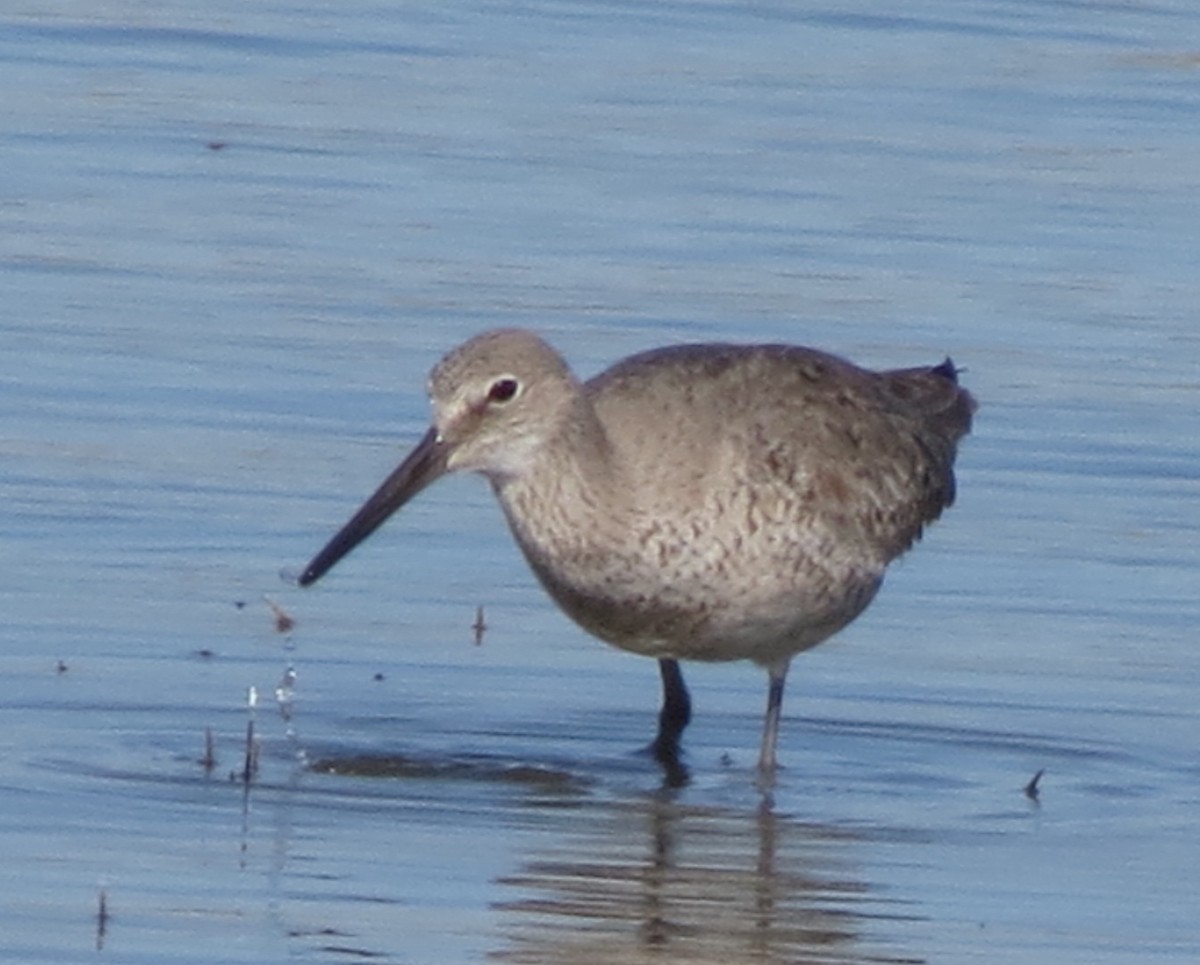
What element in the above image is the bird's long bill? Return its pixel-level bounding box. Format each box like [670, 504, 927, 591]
[298, 426, 448, 587]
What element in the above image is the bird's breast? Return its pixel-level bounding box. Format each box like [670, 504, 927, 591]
[496, 476, 882, 664]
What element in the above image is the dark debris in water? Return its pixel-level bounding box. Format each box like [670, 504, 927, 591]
[264, 596, 296, 633]
[1024, 767, 1046, 802]
[288, 928, 387, 960]
[95, 887, 109, 952]
[318, 946, 386, 960]
[199, 727, 217, 772]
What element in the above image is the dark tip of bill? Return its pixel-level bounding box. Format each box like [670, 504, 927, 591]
[278, 565, 314, 588]
[297, 552, 337, 586]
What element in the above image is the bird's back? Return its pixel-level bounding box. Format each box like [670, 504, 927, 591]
[586, 342, 974, 566]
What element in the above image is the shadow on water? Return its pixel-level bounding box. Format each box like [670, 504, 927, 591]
[310, 750, 596, 796]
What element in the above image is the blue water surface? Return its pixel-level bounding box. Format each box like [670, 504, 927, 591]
[2, 2, 1197, 962]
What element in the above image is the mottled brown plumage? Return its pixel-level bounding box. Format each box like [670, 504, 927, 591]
[300, 329, 974, 777]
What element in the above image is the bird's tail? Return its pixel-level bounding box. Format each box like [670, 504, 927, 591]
[883, 357, 976, 443]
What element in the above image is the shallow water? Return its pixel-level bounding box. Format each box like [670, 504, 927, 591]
[2, 1, 1198, 962]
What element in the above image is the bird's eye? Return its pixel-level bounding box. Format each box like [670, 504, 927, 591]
[487, 377, 520, 404]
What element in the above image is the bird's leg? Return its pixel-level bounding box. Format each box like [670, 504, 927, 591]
[649, 658, 691, 762]
[757, 661, 790, 779]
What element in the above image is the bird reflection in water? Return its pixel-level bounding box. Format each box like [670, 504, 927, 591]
[492, 794, 919, 964]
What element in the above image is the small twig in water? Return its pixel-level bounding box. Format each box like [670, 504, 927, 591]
[1024, 768, 1045, 802]
[200, 728, 217, 772]
[95, 888, 109, 951]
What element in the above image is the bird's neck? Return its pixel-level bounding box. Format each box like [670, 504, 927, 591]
[492, 400, 630, 567]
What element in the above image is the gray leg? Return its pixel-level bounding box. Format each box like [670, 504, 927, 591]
[758, 662, 790, 777]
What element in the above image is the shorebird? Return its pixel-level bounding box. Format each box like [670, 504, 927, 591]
[299, 329, 974, 779]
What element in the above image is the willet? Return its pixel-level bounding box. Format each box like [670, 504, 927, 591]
[299, 329, 975, 778]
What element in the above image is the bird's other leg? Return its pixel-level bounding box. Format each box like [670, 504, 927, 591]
[649, 658, 691, 765]
[757, 660, 791, 780]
